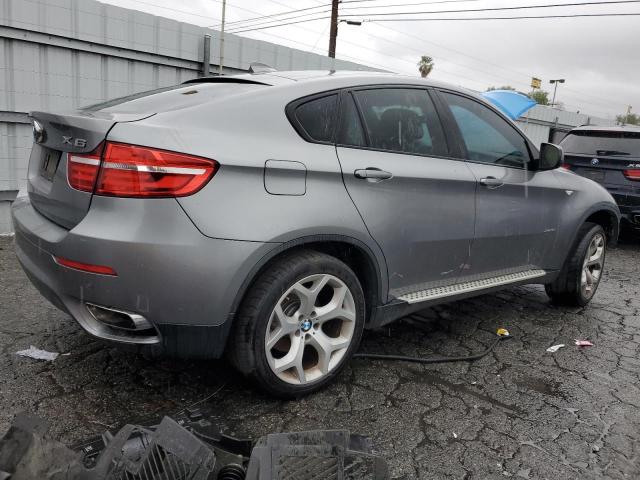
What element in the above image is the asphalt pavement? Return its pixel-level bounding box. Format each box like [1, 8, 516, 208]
[0, 235, 638, 479]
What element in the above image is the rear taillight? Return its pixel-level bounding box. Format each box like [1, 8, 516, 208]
[67, 145, 104, 192]
[560, 163, 572, 170]
[623, 169, 640, 181]
[67, 142, 218, 197]
[96, 143, 218, 198]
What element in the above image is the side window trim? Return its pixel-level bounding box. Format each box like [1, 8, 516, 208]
[434, 88, 535, 169]
[337, 89, 371, 148]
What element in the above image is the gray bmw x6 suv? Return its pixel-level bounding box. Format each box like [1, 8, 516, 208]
[12, 71, 620, 396]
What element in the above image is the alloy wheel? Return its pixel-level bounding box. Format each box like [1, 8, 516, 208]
[581, 233, 605, 299]
[264, 274, 356, 385]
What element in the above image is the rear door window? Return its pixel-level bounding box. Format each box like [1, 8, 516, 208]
[561, 131, 640, 157]
[441, 91, 531, 168]
[352, 88, 447, 156]
[294, 94, 339, 143]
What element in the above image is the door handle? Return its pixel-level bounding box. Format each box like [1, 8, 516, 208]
[479, 176, 504, 188]
[354, 168, 393, 180]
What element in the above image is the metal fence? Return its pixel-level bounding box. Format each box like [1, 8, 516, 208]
[515, 104, 616, 147]
[0, 0, 375, 232]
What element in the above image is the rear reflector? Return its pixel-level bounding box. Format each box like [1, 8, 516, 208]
[54, 256, 117, 276]
[96, 143, 218, 197]
[67, 144, 104, 192]
[560, 163, 572, 170]
[623, 169, 640, 181]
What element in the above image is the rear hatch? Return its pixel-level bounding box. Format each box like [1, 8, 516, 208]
[560, 129, 640, 207]
[27, 80, 268, 229]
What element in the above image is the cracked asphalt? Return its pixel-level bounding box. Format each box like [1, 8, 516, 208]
[0, 235, 639, 479]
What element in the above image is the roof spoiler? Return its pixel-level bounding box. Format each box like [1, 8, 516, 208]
[181, 76, 269, 86]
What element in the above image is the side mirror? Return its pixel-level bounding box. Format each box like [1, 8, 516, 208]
[537, 143, 564, 171]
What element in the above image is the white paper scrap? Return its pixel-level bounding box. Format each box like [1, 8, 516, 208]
[16, 345, 59, 361]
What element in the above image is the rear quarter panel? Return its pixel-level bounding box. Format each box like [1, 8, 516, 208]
[106, 81, 388, 294]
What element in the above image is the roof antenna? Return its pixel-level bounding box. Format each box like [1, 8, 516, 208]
[249, 62, 277, 74]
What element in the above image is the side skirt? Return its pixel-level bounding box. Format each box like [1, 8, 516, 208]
[368, 269, 556, 329]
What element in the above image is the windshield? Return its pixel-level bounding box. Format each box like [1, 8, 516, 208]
[561, 130, 640, 157]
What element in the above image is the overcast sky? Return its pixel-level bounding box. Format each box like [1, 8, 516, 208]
[100, 0, 640, 119]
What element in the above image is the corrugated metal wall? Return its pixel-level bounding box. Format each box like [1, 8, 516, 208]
[0, 0, 375, 232]
[515, 104, 617, 147]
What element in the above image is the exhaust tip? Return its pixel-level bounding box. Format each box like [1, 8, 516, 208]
[84, 303, 160, 344]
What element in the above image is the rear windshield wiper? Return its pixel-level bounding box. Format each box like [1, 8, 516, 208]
[596, 150, 630, 156]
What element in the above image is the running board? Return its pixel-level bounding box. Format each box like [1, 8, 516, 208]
[397, 269, 547, 304]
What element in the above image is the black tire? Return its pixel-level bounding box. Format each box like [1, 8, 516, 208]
[545, 222, 606, 307]
[227, 250, 366, 398]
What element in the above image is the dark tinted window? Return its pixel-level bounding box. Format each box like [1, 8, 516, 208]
[353, 88, 446, 156]
[338, 93, 366, 147]
[560, 130, 640, 157]
[295, 94, 338, 143]
[442, 92, 531, 168]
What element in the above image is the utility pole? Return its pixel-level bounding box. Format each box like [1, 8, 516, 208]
[219, 0, 226, 75]
[328, 0, 339, 58]
[550, 78, 565, 107]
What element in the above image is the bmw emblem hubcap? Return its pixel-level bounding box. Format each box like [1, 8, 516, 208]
[300, 319, 312, 332]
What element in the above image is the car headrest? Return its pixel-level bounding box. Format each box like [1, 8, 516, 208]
[377, 108, 423, 149]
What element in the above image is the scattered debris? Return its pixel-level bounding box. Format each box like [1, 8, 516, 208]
[546, 344, 566, 353]
[575, 340, 594, 347]
[0, 412, 390, 479]
[15, 346, 59, 361]
[496, 328, 510, 337]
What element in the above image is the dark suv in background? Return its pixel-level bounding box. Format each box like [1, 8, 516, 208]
[561, 126, 640, 232]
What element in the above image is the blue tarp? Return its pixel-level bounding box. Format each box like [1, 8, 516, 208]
[481, 90, 537, 120]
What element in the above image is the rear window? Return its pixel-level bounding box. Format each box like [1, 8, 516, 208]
[561, 130, 640, 157]
[294, 95, 338, 143]
[82, 83, 267, 114]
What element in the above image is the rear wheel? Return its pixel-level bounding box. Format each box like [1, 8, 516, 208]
[545, 222, 606, 306]
[228, 250, 365, 397]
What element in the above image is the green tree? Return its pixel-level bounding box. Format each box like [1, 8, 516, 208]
[529, 89, 550, 105]
[486, 85, 516, 91]
[417, 55, 434, 78]
[616, 112, 640, 125]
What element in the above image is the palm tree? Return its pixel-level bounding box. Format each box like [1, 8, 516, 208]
[417, 55, 434, 78]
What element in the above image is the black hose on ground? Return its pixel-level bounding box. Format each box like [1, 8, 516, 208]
[353, 330, 512, 365]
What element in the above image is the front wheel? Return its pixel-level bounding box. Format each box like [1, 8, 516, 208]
[545, 222, 606, 306]
[228, 250, 365, 398]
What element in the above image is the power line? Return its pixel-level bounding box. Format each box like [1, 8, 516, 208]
[227, 10, 331, 33]
[363, 12, 640, 21]
[212, 3, 329, 30]
[227, 0, 640, 32]
[221, 0, 484, 30]
[229, 16, 330, 34]
[369, 23, 621, 109]
[340, 0, 640, 18]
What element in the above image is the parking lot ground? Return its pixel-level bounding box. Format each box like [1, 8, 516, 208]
[0, 235, 639, 479]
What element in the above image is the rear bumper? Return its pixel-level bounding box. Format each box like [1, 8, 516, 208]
[610, 192, 640, 229]
[11, 193, 272, 358]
